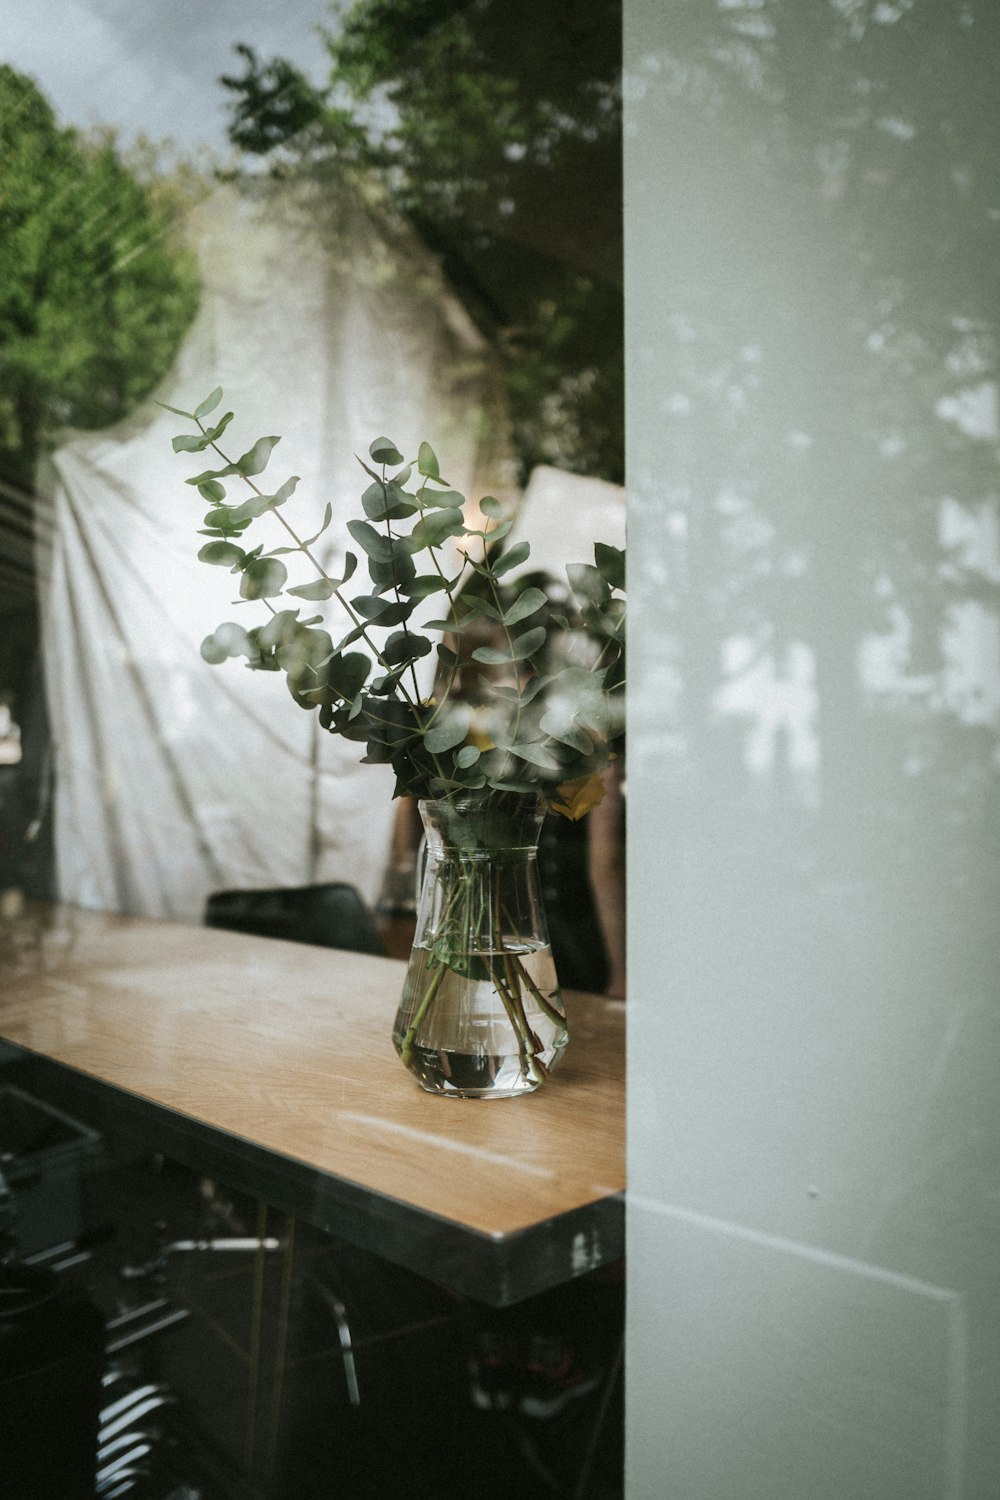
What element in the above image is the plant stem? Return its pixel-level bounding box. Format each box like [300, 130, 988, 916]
[399, 959, 447, 1067]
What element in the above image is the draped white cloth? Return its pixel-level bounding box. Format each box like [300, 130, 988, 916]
[37, 176, 516, 921]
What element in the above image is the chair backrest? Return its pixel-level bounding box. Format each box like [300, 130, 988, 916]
[204, 883, 385, 956]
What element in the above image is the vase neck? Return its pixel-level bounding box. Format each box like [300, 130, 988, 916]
[417, 793, 547, 855]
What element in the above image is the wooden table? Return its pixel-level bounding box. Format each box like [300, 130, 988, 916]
[0, 900, 624, 1305]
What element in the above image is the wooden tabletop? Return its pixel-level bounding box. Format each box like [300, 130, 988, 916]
[0, 900, 624, 1304]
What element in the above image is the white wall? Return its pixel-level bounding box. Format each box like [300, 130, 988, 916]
[624, 3, 1000, 1495]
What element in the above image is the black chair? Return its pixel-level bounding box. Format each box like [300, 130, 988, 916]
[204, 882, 386, 957]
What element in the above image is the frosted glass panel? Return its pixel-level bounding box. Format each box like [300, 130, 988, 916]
[624, 2, 1000, 1495]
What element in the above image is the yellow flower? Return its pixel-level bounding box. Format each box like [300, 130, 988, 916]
[548, 772, 606, 821]
[466, 707, 496, 751]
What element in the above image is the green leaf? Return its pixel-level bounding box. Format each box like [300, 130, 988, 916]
[424, 615, 481, 634]
[369, 436, 405, 466]
[201, 504, 252, 531]
[408, 507, 466, 552]
[210, 621, 253, 658]
[237, 435, 281, 477]
[325, 651, 371, 699]
[204, 411, 234, 443]
[501, 587, 548, 626]
[509, 741, 563, 771]
[368, 548, 416, 592]
[306, 503, 334, 547]
[368, 667, 409, 698]
[481, 679, 521, 701]
[437, 643, 458, 667]
[350, 594, 414, 625]
[198, 541, 245, 568]
[347, 519, 394, 562]
[418, 487, 466, 510]
[424, 706, 471, 753]
[195, 387, 223, 419]
[172, 431, 212, 453]
[198, 480, 227, 503]
[200, 634, 228, 665]
[465, 595, 502, 622]
[405, 573, 451, 600]
[520, 673, 555, 705]
[594, 542, 625, 591]
[539, 710, 593, 755]
[240, 556, 288, 599]
[465, 519, 514, 544]
[480, 495, 503, 519]
[256, 609, 300, 649]
[362, 480, 418, 522]
[490, 540, 531, 578]
[287, 578, 336, 600]
[228, 474, 299, 524]
[417, 441, 441, 480]
[455, 744, 481, 769]
[470, 644, 512, 665]
[156, 400, 194, 419]
[512, 625, 547, 660]
[334, 623, 367, 651]
[485, 776, 539, 795]
[382, 630, 432, 666]
[470, 624, 546, 664]
[185, 468, 228, 487]
[567, 562, 612, 608]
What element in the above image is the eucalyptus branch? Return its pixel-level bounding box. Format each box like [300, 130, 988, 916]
[197, 418, 422, 712]
[168, 390, 625, 807]
[379, 464, 424, 707]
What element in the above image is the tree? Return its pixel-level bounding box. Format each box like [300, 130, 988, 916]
[0, 64, 199, 492]
[221, 0, 623, 483]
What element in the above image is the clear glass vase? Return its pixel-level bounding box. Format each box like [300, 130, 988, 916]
[392, 792, 569, 1098]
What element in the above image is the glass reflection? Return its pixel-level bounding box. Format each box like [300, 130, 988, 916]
[626, 2, 1000, 1496]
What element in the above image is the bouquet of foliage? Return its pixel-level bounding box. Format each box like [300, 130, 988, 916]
[165, 388, 624, 1095]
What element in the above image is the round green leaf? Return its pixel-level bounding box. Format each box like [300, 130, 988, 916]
[198, 541, 245, 568]
[369, 436, 405, 466]
[424, 705, 471, 753]
[200, 633, 228, 665]
[347, 519, 394, 562]
[287, 578, 336, 601]
[511, 625, 547, 660]
[408, 507, 466, 552]
[382, 630, 432, 666]
[594, 542, 625, 591]
[491, 540, 531, 578]
[240, 557, 288, 599]
[417, 441, 440, 480]
[501, 587, 549, 626]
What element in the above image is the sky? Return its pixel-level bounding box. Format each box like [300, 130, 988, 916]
[1, 0, 335, 155]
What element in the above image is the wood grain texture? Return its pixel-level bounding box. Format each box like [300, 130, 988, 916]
[0, 901, 624, 1239]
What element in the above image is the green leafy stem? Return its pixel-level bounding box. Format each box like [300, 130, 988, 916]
[163, 387, 626, 805]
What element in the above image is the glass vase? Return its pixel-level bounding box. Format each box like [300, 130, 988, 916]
[392, 792, 569, 1099]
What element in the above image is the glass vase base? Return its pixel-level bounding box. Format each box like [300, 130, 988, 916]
[395, 1039, 569, 1099]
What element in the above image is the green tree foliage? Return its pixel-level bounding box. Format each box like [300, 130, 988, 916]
[221, 0, 623, 483]
[0, 65, 199, 491]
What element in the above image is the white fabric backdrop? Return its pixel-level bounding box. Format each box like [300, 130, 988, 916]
[37, 175, 517, 921]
